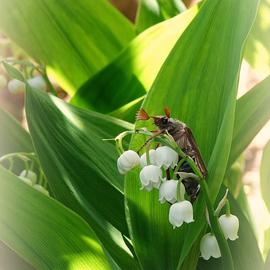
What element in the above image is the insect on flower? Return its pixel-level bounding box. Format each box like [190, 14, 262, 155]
[136, 107, 207, 200]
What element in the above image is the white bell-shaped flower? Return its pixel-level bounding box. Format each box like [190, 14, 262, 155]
[139, 165, 162, 191]
[27, 76, 47, 91]
[140, 149, 157, 167]
[117, 150, 140, 174]
[19, 176, 32, 186]
[0, 74, 7, 90]
[219, 214, 239, 241]
[19, 170, 37, 185]
[200, 233, 221, 260]
[8, 79, 25, 94]
[169, 200, 194, 228]
[159, 180, 185, 204]
[155, 146, 178, 169]
[33, 184, 49, 196]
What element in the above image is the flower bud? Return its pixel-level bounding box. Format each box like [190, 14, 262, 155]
[0, 74, 7, 90]
[33, 184, 49, 196]
[8, 79, 25, 94]
[27, 76, 47, 91]
[219, 214, 239, 241]
[19, 170, 37, 185]
[169, 200, 194, 228]
[139, 165, 162, 191]
[159, 180, 185, 204]
[117, 150, 140, 174]
[19, 176, 33, 186]
[200, 233, 221, 260]
[140, 149, 157, 167]
[155, 146, 178, 169]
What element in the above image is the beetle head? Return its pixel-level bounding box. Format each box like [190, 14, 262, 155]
[136, 107, 173, 130]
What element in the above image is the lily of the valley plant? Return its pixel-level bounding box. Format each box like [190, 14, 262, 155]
[0, 0, 269, 269]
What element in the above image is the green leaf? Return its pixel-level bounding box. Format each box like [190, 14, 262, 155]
[0, 166, 111, 270]
[125, 0, 259, 268]
[0, 0, 135, 95]
[71, 6, 198, 115]
[0, 107, 33, 156]
[228, 75, 270, 167]
[1, 62, 25, 81]
[265, 252, 270, 270]
[25, 86, 138, 269]
[244, 0, 270, 76]
[136, 0, 163, 34]
[260, 139, 270, 213]
[136, 0, 186, 33]
[264, 226, 270, 259]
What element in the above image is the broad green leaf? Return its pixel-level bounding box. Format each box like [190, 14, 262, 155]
[135, 0, 186, 33]
[25, 87, 138, 269]
[0, 241, 34, 270]
[264, 226, 270, 259]
[0, 166, 110, 270]
[110, 96, 145, 123]
[71, 6, 198, 114]
[136, 0, 163, 34]
[198, 191, 263, 270]
[265, 252, 270, 270]
[0, 107, 33, 156]
[125, 0, 259, 268]
[228, 75, 270, 168]
[0, 0, 135, 95]
[2, 62, 25, 82]
[244, 0, 270, 76]
[260, 139, 270, 213]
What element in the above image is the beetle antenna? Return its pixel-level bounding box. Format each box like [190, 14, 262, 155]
[164, 106, 171, 118]
[136, 108, 150, 121]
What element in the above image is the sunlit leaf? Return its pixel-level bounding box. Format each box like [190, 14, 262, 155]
[135, 0, 186, 33]
[0, 107, 33, 157]
[244, 0, 270, 76]
[0, 166, 111, 270]
[264, 226, 270, 259]
[71, 6, 198, 115]
[228, 75, 270, 167]
[25, 86, 138, 269]
[2, 62, 25, 81]
[260, 139, 270, 213]
[0, 0, 135, 95]
[125, 0, 260, 268]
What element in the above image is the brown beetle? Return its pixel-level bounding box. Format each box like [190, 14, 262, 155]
[137, 107, 207, 200]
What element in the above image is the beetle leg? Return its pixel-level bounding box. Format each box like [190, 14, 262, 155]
[137, 130, 165, 153]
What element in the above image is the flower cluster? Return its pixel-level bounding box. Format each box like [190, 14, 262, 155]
[115, 129, 240, 261]
[117, 145, 194, 228]
[19, 169, 49, 196]
[200, 212, 239, 260]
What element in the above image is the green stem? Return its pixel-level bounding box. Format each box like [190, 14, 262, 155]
[225, 200, 231, 216]
[177, 180, 184, 201]
[145, 143, 151, 165]
[0, 152, 36, 163]
[155, 134, 234, 269]
[115, 129, 153, 154]
[200, 180, 234, 270]
[174, 158, 186, 175]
